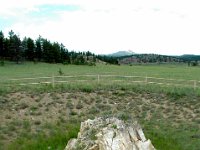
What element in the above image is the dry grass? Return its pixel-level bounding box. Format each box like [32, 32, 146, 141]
[0, 90, 199, 150]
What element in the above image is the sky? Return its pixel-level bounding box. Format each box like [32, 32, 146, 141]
[0, 0, 200, 55]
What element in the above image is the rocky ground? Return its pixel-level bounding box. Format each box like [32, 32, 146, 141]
[65, 117, 155, 150]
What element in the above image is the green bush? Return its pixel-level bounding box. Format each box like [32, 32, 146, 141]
[0, 60, 4, 66]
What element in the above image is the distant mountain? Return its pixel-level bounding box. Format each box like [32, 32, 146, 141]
[108, 50, 135, 57]
[179, 54, 200, 61]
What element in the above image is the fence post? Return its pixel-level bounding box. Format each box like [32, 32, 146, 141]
[194, 80, 196, 90]
[97, 74, 100, 84]
[52, 74, 55, 88]
[145, 75, 148, 84]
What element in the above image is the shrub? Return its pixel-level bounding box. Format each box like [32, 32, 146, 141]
[0, 60, 4, 66]
[81, 86, 93, 93]
[117, 112, 131, 121]
[191, 61, 198, 66]
[58, 68, 64, 75]
[88, 107, 99, 114]
[19, 102, 29, 109]
[30, 106, 38, 111]
[34, 120, 41, 125]
[66, 101, 74, 109]
[76, 103, 83, 109]
[70, 111, 77, 116]
[5, 115, 11, 119]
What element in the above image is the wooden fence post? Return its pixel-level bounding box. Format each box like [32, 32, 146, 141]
[194, 80, 196, 90]
[97, 74, 100, 84]
[145, 75, 148, 84]
[52, 74, 55, 88]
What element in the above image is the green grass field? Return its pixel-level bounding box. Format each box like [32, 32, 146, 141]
[1, 61, 200, 80]
[1, 61, 200, 95]
[0, 62, 200, 150]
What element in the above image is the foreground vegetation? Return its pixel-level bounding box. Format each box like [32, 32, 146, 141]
[0, 89, 199, 150]
[0, 62, 200, 150]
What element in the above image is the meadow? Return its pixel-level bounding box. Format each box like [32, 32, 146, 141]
[1, 61, 200, 80]
[0, 62, 200, 150]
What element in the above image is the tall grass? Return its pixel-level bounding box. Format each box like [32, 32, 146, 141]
[142, 120, 200, 150]
[6, 123, 80, 150]
[1, 80, 199, 97]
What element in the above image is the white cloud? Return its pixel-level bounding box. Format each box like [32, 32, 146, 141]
[1, 0, 200, 55]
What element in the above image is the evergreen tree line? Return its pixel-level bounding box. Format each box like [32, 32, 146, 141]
[0, 30, 96, 65]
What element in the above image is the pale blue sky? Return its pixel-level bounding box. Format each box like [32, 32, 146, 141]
[0, 0, 200, 55]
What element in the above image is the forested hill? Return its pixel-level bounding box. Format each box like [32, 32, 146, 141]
[98, 53, 200, 65]
[105, 51, 200, 64]
[117, 54, 200, 64]
[97, 54, 182, 65]
[178, 55, 200, 61]
[117, 54, 187, 64]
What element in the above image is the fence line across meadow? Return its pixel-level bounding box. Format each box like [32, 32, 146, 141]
[1, 74, 199, 90]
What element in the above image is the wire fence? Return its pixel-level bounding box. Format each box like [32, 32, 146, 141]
[1, 74, 199, 90]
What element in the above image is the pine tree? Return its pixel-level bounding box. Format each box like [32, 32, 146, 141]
[21, 37, 28, 59]
[8, 30, 22, 63]
[0, 31, 4, 59]
[35, 36, 43, 61]
[26, 37, 35, 61]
